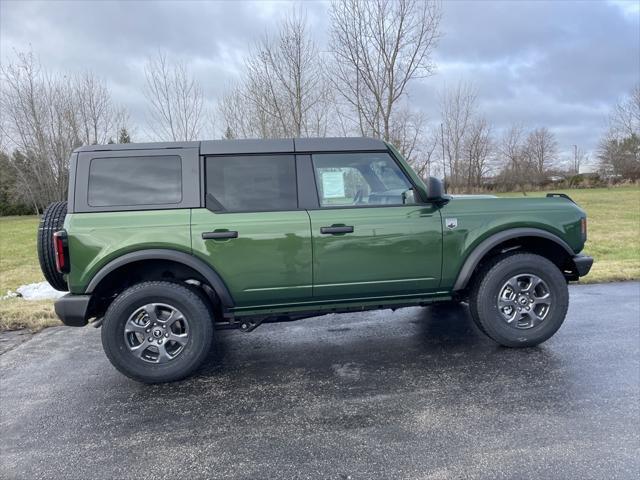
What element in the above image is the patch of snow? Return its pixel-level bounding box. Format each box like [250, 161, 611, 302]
[1, 290, 19, 300]
[332, 362, 361, 380]
[14, 282, 66, 300]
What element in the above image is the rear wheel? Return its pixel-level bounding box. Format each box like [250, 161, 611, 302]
[37, 201, 68, 291]
[101, 281, 214, 383]
[469, 253, 569, 347]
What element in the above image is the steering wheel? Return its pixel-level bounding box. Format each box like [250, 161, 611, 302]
[353, 189, 364, 205]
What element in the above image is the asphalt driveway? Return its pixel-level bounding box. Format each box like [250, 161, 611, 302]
[1, 282, 639, 480]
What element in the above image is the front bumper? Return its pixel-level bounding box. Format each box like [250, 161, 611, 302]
[572, 254, 594, 277]
[54, 294, 91, 327]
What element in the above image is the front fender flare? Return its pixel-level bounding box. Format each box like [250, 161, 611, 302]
[452, 227, 574, 291]
[84, 249, 234, 308]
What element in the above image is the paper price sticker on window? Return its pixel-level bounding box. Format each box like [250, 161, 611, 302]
[322, 171, 346, 198]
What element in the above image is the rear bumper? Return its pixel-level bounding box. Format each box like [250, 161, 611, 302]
[54, 294, 91, 327]
[572, 254, 594, 277]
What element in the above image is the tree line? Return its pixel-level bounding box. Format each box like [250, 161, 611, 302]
[1, 0, 638, 214]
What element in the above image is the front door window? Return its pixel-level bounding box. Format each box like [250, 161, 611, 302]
[312, 153, 415, 207]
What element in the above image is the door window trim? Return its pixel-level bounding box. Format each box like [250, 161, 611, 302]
[203, 153, 301, 214]
[308, 150, 425, 210]
[87, 155, 183, 208]
[386, 147, 428, 203]
[74, 148, 199, 213]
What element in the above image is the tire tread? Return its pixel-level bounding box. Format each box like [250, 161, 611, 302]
[101, 281, 214, 383]
[37, 201, 68, 291]
[469, 252, 569, 347]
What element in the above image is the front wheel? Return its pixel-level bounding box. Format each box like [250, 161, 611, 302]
[469, 253, 569, 347]
[101, 281, 214, 383]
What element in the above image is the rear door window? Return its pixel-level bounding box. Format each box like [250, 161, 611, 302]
[88, 155, 182, 207]
[205, 155, 297, 212]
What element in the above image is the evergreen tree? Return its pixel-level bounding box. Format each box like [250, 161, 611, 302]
[118, 127, 131, 144]
[598, 134, 640, 180]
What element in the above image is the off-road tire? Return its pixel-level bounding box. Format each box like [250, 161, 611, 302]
[37, 201, 68, 291]
[466, 274, 488, 335]
[469, 253, 569, 347]
[101, 281, 214, 383]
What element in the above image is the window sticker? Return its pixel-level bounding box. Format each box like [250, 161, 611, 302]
[322, 171, 345, 198]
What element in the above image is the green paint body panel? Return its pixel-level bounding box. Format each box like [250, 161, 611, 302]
[61, 143, 589, 318]
[438, 196, 586, 288]
[308, 206, 442, 298]
[190, 208, 312, 306]
[65, 210, 191, 294]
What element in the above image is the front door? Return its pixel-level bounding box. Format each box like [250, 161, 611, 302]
[191, 154, 312, 308]
[307, 152, 442, 300]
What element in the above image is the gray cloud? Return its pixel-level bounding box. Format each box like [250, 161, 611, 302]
[1, 0, 638, 165]
[411, 0, 639, 165]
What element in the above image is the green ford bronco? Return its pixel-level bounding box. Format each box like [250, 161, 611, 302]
[38, 137, 592, 383]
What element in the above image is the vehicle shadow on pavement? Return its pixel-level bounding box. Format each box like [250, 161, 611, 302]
[187, 303, 562, 391]
[414, 302, 489, 348]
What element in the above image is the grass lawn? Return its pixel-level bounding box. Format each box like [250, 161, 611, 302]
[0, 216, 60, 331]
[496, 187, 640, 284]
[0, 186, 638, 331]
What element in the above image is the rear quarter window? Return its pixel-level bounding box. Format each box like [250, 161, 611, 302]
[88, 155, 182, 207]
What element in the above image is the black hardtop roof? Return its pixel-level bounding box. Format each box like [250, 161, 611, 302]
[74, 137, 388, 155]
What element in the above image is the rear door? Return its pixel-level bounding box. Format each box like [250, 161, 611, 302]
[307, 151, 442, 300]
[191, 154, 312, 308]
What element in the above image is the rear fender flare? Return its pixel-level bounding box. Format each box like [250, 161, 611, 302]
[84, 249, 234, 308]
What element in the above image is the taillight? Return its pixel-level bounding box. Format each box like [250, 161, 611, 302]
[53, 231, 69, 273]
[580, 217, 587, 242]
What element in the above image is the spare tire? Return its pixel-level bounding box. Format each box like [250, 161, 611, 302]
[37, 201, 68, 291]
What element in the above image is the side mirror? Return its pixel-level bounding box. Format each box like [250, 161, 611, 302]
[426, 176, 445, 202]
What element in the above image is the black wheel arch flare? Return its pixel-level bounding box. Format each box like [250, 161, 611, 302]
[453, 228, 575, 291]
[84, 249, 234, 309]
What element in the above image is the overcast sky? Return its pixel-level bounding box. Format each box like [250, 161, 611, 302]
[1, 0, 638, 168]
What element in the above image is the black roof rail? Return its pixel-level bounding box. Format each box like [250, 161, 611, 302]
[546, 193, 576, 204]
[74, 137, 388, 156]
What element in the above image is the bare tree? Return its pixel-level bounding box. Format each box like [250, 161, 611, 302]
[0, 51, 78, 209]
[388, 108, 421, 163]
[1, 51, 130, 210]
[74, 73, 132, 145]
[220, 11, 331, 139]
[388, 107, 437, 177]
[219, 86, 266, 139]
[598, 130, 640, 180]
[568, 145, 587, 176]
[498, 124, 530, 194]
[112, 107, 135, 143]
[144, 52, 204, 141]
[597, 85, 640, 180]
[524, 127, 557, 183]
[439, 81, 478, 191]
[74, 72, 115, 145]
[462, 117, 493, 191]
[329, 0, 441, 146]
[610, 84, 640, 139]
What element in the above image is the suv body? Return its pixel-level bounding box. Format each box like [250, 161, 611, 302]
[45, 137, 592, 382]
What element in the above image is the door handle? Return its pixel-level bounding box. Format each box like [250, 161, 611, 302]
[202, 230, 238, 240]
[320, 225, 354, 235]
